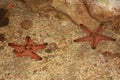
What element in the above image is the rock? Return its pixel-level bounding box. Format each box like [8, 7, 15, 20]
[17, 0, 52, 13]
[45, 42, 58, 53]
[20, 20, 33, 29]
[0, 8, 9, 27]
[82, 0, 120, 23]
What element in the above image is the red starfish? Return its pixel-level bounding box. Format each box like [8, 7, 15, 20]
[74, 23, 116, 49]
[8, 36, 48, 60]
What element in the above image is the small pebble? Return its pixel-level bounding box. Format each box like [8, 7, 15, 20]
[45, 42, 58, 53]
[45, 49, 52, 53]
[20, 20, 33, 29]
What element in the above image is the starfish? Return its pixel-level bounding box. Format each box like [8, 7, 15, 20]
[74, 23, 116, 49]
[8, 36, 48, 60]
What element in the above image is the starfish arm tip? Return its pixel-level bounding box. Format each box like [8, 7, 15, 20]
[100, 23, 104, 26]
[74, 39, 79, 42]
[113, 39, 116, 41]
[31, 52, 43, 60]
[34, 56, 42, 60]
[44, 43, 48, 45]
[80, 24, 84, 27]
[92, 47, 96, 49]
[80, 24, 83, 26]
[73, 40, 77, 42]
[26, 36, 31, 38]
[13, 49, 16, 52]
[38, 57, 42, 60]
[8, 43, 13, 46]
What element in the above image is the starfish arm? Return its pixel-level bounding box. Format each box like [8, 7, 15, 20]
[30, 52, 42, 60]
[25, 36, 33, 44]
[91, 38, 100, 49]
[74, 36, 91, 42]
[80, 24, 92, 34]
[8, 43, 24, 51]
[32, 43, 48, 52]
[15, 50, 42, 60]
[98, 35, 116, 41]
[14, 50, 24, 57]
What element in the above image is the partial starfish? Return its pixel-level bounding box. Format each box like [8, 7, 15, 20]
[8, 36, 48, 60]
[74, 23, 116, 49]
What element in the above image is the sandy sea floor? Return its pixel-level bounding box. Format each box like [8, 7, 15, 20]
[0, 0, 120, 80]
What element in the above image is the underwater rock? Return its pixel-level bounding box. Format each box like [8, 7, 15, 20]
[45, 42, 58, 53]
[18, 0, 53, 13]
[82, 0, 120, 22]
[20, 20, 33, 29]
[0, 8, 9, 27]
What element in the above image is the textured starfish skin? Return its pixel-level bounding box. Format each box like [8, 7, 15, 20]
[8, 36, 48, 60]
[74, 23, 116, 49]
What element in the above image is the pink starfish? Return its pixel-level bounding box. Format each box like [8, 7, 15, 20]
[8, 36, 48, 60]
[74, 23, 116, 49]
